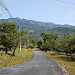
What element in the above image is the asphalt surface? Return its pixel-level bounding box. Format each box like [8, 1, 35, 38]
[0, 48, 66, 75]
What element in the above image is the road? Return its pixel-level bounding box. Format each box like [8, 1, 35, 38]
[0, 48, 66, 75]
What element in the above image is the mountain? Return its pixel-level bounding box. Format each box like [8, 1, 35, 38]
[0, 17, 75, 39]
[0, 17, 75, 29]
[46, 27, 75, 36]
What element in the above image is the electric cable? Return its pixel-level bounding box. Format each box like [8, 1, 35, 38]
[56, 0, 75, 5]
[0, 0, 22, 52]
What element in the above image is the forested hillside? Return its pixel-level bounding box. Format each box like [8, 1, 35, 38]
[0, 17, 75, 39]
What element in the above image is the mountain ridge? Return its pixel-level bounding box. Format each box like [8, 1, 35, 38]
[0, 17, 75, 29]
[0, 17, 75, 39]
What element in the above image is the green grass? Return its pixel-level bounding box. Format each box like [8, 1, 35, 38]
[41, 51, 75, 75]
[0, 48, 34, 69]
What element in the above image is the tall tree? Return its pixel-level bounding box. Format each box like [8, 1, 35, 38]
[0, 23, 19, 54]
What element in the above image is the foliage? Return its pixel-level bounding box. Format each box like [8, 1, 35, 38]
[37, 33, 55, 51]
[0, 23, 29, 56]
[56, 35, 69, 53]
[0, 23, 18, 54]
[38, 33, 75, 58]
[28, 40, 37, 48]
[0, 18, 75, 40]
[68, 35, 75, 56]
[19, 31, 29, 49]
[0, 48, 34, 69]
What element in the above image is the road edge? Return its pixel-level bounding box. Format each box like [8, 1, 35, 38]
[0, 48, 35, 70]
[40, 51, 69, 75]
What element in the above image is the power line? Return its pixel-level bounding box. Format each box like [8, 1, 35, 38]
[0, 0, 13, 18]
[56, 0, 75, 5]
[0, 0, 22, 52]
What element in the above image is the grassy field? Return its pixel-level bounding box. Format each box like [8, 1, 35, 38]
[0, 48, 34, 69]
[41, 51, 75, 75]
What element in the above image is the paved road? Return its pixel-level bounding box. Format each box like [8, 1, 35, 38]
[0, 48, 66, 75]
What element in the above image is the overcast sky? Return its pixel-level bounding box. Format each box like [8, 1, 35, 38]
[0, 0, 75, 25]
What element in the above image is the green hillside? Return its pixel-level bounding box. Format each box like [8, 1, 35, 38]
[46, 27, 75, 36]
[0, 18, 75, 39]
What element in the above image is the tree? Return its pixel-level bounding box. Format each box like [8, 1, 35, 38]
[29, 40, 37, 48]
[56, 35, 69, 54]
[19, 31, 29, 49]
[11, 32, 20, 56]
[68, 35, 75, 57]
[0, 23, 19, 55]
[37, 41, 43, 48]
[38, 33, 55, 51]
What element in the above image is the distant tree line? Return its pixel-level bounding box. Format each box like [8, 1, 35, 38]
[37, 33, 75, 58]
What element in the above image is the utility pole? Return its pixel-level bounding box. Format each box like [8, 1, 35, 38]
[0, 0, 22, 52]
[19, 21, 21, 52]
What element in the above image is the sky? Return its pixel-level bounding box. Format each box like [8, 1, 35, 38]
[0, 0, 75, 25]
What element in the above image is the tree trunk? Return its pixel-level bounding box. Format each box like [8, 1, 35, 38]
[6, 47, 8, 54]
[13, 47, 16, 56]
[61, 50, 62, 54]
[65, 51, 68, 56]
[10, 47, 11, 51]
[13, 50, 15, 56]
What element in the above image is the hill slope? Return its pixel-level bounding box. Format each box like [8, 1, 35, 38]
[46, 27, 75, 36]
[0, 17, 75, 39]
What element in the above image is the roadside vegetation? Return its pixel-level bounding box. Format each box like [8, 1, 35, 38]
[0, 23, 36, 69]
[41, 51, 75, 75]
[0, 48, 34, 69]
[0, 22, 75, 74]
[37, 33, 75, 59]
[37, 33, 75, 75]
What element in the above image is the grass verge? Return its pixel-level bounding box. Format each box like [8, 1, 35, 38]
[40, 51, 75, 75]
[0, 48, 34, 69]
